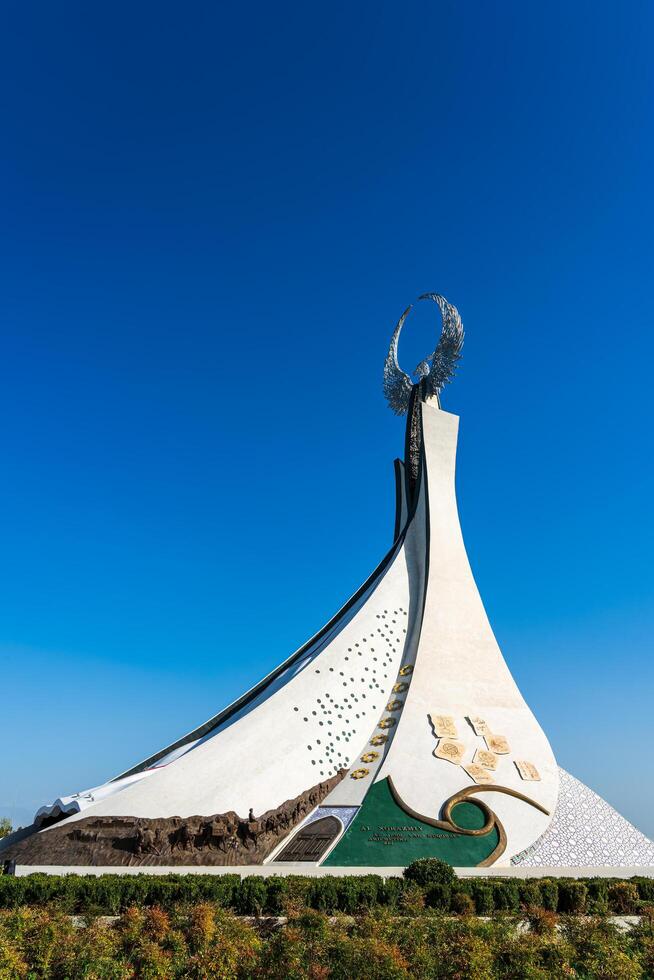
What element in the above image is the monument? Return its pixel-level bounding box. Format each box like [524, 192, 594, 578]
[3, 293, 654, 872]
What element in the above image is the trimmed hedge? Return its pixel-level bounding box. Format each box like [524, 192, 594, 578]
[0, 870, 652, 916]
[467, 881, 494, 916]
[0, 874, 241, 914]
[539, 878, 559, 911]
[557, 880, 588, 914]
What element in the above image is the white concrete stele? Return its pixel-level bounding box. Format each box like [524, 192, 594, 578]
[11, 399, 654, 871]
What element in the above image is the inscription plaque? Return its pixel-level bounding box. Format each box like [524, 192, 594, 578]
[431, 714, 458, 738]
[515, 761, 541, 781]
[485, 734, 510, 755]
[468, 715, 491, 736]
[434, 739, 465, 765]
[473, 748, 498, 770]
[464, 763, 495, 784]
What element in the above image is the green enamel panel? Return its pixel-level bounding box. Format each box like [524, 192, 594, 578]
[323, 777, 499, 867]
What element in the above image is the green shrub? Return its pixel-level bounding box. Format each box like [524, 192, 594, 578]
[538, 878, 559, 911]
[306, 876, 340, 913]
[563, 916, 640, 980]
[451, 890, 475, 915]
[416, 919, 495, 979]
[629, 907, 654, 975]
[0, 897, 648, 977]
[469, 882, 494, 916]
[492, 880, 520, 912]
[0, 869, 651, 921]
[326, 921, 409, 980]
[424, 882, 452, 911]
[517, 880, 542, 910]
[494, 931, 566, 979]
[587, 878, 609, 915]
[275, 874, 311, 915]
[557, 880, 588, 914]
[608, 881, 639, 915]
[379, 876, 405, 909]
[0, 877, 23, 910]
[336, 874, 383, 913]
[634, 876, 654, 903]
[403, 857, 456, 887]
[398, 882, 425, 913]
[526, 905, 558, 935]
[356, 874, 385, 910]
[234, 876, 268, 916]
[262, 876, 288, 914]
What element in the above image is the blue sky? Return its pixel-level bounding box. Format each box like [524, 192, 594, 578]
[2, 1, 654, 836]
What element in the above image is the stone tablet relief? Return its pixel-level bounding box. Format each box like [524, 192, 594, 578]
[433, 739, 465, 765]
[515, 760, 541, 781]
[485, 734, 510, 755]
[473, 748, 498, 771]
[468, 715, 491, 737]
[1, 772, 347, 868]
[464, 763, 495, 784]
[430, 713, 458, 738]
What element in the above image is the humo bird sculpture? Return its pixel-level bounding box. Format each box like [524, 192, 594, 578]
[383, 292, 464, 415]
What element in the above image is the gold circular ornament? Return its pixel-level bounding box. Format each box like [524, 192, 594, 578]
[393, 682, 408, 693]
[386, 698, 403, 711]
[378, 717, 397, 730]
[370, 734, 388, 746]
[399, 665, 414, 676]
[361, 751, 379, 764]
[350, 768, 370, 780]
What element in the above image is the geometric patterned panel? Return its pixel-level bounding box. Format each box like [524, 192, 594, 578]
[304, 806, 359, 832]
[511, 768, 654, 867]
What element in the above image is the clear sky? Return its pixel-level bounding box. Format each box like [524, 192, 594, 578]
[1, 1, 653, 837]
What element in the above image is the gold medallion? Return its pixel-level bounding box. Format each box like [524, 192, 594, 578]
[378, 717, 397, 729]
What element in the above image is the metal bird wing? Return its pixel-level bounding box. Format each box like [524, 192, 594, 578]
[383, 305, 414, 415]
[419, 293, 464, 397]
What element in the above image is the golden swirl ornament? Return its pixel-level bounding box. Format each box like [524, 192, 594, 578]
[350, 768, 370, 780]
[386, 776, 550, 867]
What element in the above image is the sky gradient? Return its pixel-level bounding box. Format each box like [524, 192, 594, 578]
[2, 1, 654, 836]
